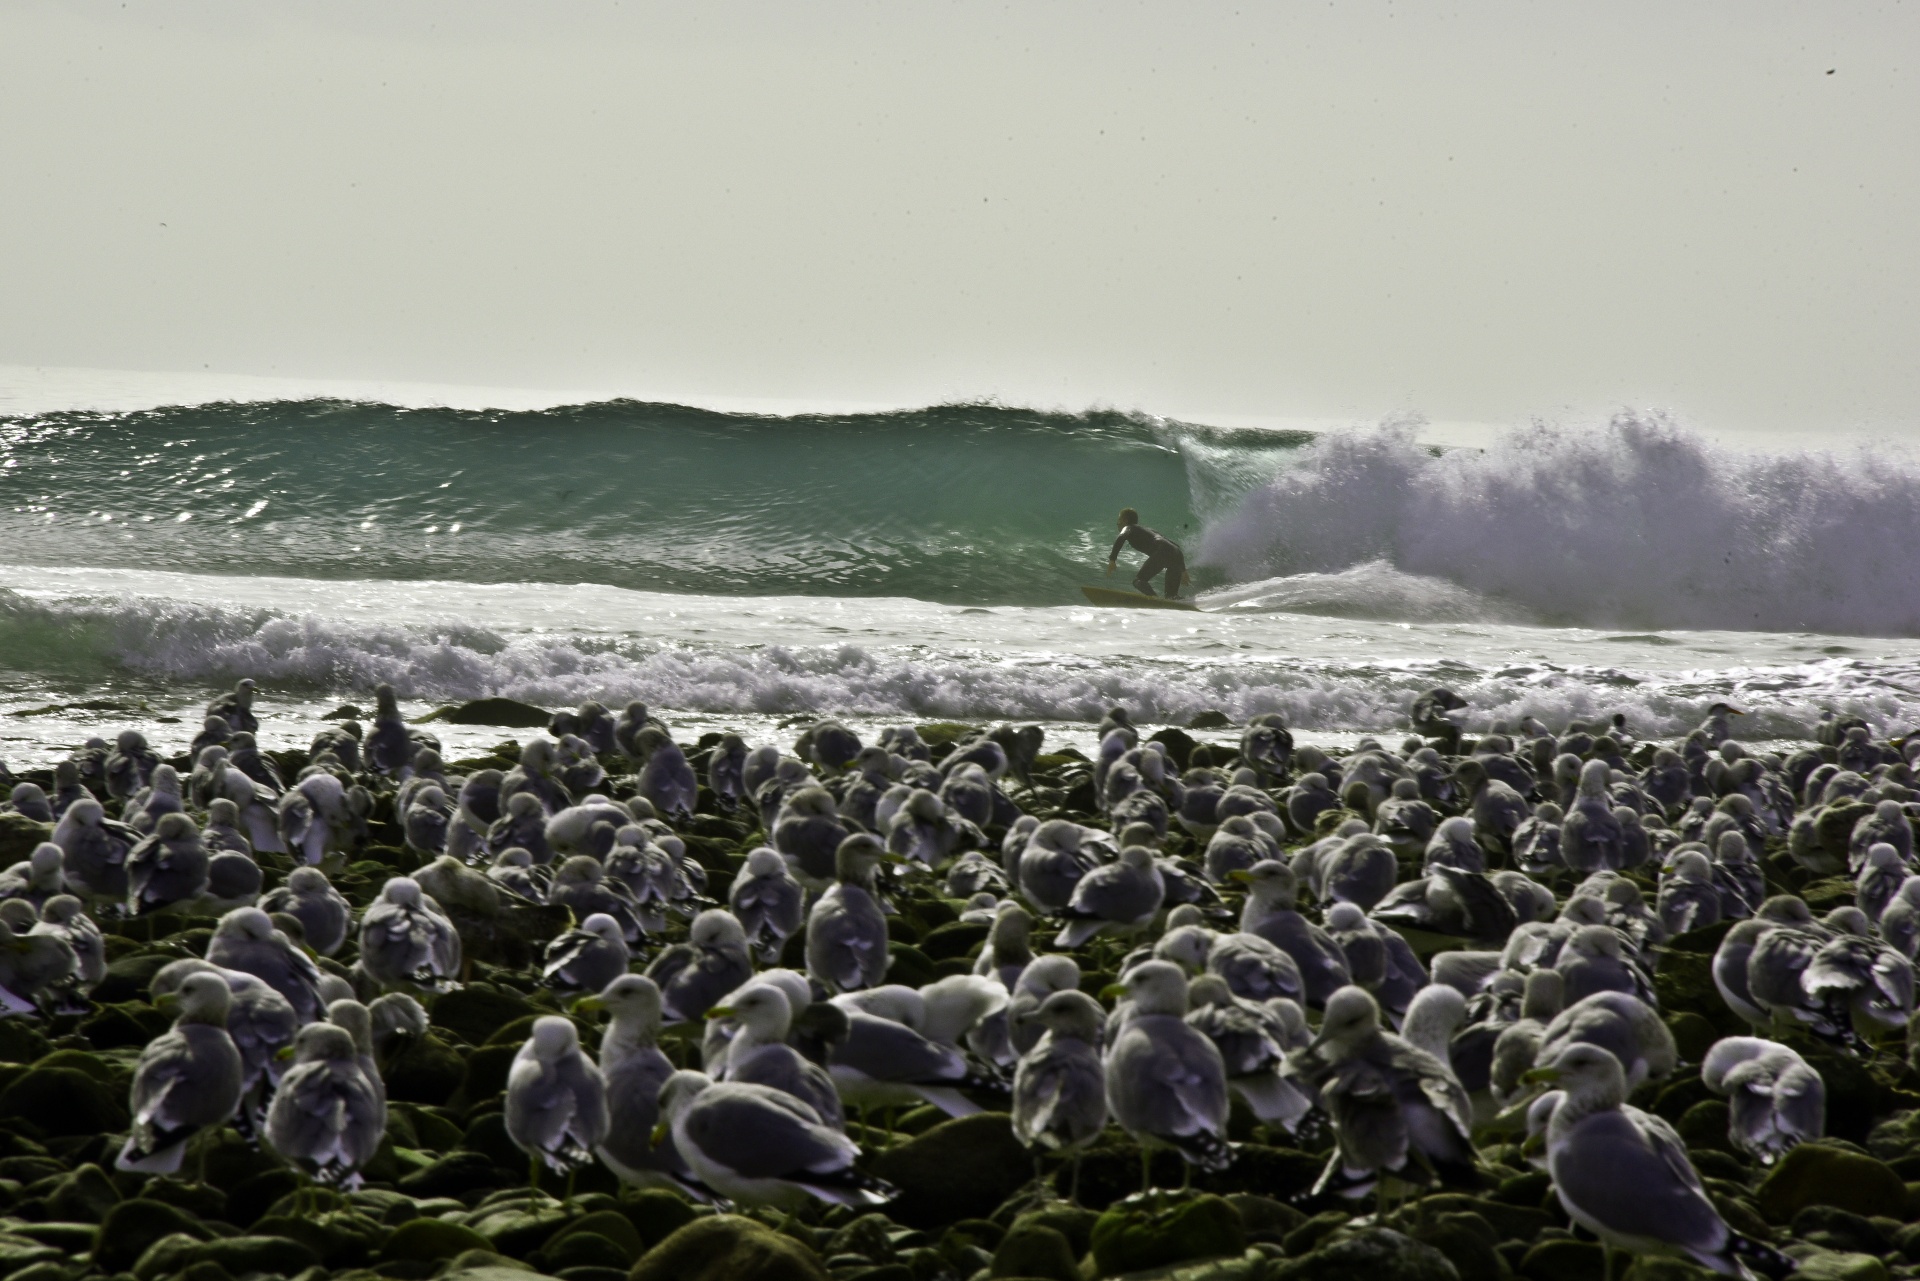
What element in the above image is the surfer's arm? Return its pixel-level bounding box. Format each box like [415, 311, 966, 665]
[1107, 531, 1130, 564]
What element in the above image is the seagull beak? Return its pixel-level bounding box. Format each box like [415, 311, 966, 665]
[705, 1006, 737, 1020]
[1729, 708, 1746, 716]
[1099, 983, 1127, 1001]
[1520, 1131, 1546, 1159]
[275, 1045, 295, 1061]
[1226, 870, 1254, 885]
[154, 993, 180, 1015]
[1521, 1065, 1561, 1085]
[649, 1123, 669, 1149]
[570, 996, 604, 1015]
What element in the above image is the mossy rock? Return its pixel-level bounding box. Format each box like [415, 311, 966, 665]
[379, 1217, 494, 1263]
[385, 1032, 468, 1106]
[419, 699, 554, 728]
[94, 1206, 216, 1281]
[77, 1001, 172, 1050]
[870, 1113, 1030, 1230]
[43, 1162, 117, 1221]
[251, 1210, 388, 1268]
[1622, 1260, 1721, 1281]
[0, 814, 52, 863]
[0, 1022, 51, 1066]
[1664, 1013, 1721, 1063]
[0, 1236, 64, 1277]
[468, 1201, 572, 1257]
[630, 1214, 829, 1281]
[1008, 1206, 1100, 1257]
[1410, 1215, 1502, 1281]
[1791, 1252, 1891, 1281]
[625, 1187, 701, 1246]
[990, 1221, 1076, 1281]
[0, 1066, 126, 1135]
[540, 1230, 633, 1272]
[920, 921, 991, 961]
[1273, 1227, 1459, 1281]
[1089, 1194, 1244, 1276]
[547, 1210, 641, 1260]
[448, 1044, 521, 1111]
[396, 1150, 513, 1199]
[1756, 1143, 1909, 1221]
[434, 985, 538, 1046]
[131, 1232, 321, 1281]
[1517, 1238, 1603, 1281]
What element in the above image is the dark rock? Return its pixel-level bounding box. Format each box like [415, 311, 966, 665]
[386, 1033, 469, 1106]
[542, 1232, 634, 1273]
[1517, 1238, 1602, 1281]
[469, 1200, 573, 1257]
[77, 1001, 171, 1051]
[436, 986, 539, 1046]
[1281, 1211, 1351, 1257]
[629, 1215, 829, 1281]
[91, 953, 178, 1006]
[43, 1163, 116, 1222]
[1223, 1193, 1304, 1243]
[989, 1222, 1076, 1281]
[1411, 1215, 1503, 1281]
[1089, 1194, 1244, 1276]
[0, 1023, 51, 1066]
[0, 1237, 64, 1277]
[420, 699, 555, 728]
[870, 1113, 1029, 1230]
[548, 1212, 643, 1265]
[0, 814, 52, 863]
[1756, 1143, 1909, 1222]
[1790, 1253, 1891, 1281]
[1273, 1227, 1459, 1281]
[398, 1150, 516, 1199]
[381, 1218, 498, 1263]
[624, 1188, 701, 1247]
[132, 1232, 321, 1281]
[95, 1198, 214, 1275]
[1621, 1260, 1721, 1281]
[1664, 1013, 1721, 1063]
[254, 1210, 389, 1268]
[463, 1111, 527, 1171]
[1007, 1206, 1099, 1257]
[450, 1045, 522, 1112]
[222, 1169, 302, 1226]
[0, 1067, 126, 1136]
[135, 1177, 227, 1221]
[920, 921, 990, 961]
[1792, 1206, 1892, 1256]
[1188, 711, 1233, 730]
[1419, 1193, 1553, 1242]
[1676, 1101, 1736, 1154]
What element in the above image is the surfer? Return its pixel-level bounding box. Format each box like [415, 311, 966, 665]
[1105, 508, 1186, 598]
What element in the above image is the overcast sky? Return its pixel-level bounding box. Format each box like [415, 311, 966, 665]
[2, 2, 1914, 439]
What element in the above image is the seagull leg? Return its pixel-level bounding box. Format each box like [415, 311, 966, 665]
[565, 1166, 577, 1212]
[1069, 1155, 1083, 1207]
[529, 1153, 542, 1198]
[1140, 1147, 1152, 1196]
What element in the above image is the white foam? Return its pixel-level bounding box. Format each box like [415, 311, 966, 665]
[1196, 415, 1920, 636]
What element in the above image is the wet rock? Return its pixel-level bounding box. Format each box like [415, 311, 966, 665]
[1005, 1205, 1099, 1256]
[1273, 1227, 1459, 1281]
[989, 1220, 1077, 1281]
[870, 1113, 1029, 1230]
[449, 1044, 521, 1112]
[382, 1218, 496, 1263]
[132, 1232, 321, 1281]
[77, 1001, 171, 1051]
[1089, 1194, 1244, 1277]
[629, 1215, 829, 1281]
[1792, 1206, 1892, 1256]
[1756, 1143, 1909, 1222]
[421, 699, 555, 728]
[253, 1210, 389, 1268]
[920, 921, 990, 960]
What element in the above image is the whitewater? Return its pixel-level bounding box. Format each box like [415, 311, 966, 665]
[3, 389, 1918, 767]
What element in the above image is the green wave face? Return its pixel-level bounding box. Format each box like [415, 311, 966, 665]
[0, 400, 1306, 604]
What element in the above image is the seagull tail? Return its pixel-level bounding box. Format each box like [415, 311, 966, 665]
[798, 1166, 900, 1206]
[1721, 1231, 1796, 1280]
[1167, 1128, 1235, 1172]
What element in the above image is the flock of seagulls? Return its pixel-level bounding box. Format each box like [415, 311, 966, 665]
[0, 683, 1909, 1277]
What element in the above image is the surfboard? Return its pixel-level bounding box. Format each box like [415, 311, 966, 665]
[1080, 585, 1203, 612]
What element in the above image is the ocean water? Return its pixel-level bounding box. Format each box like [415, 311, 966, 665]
[3, 387, 1918, 768]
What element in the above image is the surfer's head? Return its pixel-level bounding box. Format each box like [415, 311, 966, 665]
[1117, 507, 1139, 529]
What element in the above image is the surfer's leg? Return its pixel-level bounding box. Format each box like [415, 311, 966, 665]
[1132, 557, 1162, 596]
[1165, 554, 1187, 599]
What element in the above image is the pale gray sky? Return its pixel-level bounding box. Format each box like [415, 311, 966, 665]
[2, 2, 1914, 439]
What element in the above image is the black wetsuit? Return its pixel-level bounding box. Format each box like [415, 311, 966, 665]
[1109, 523, 1186, 597]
